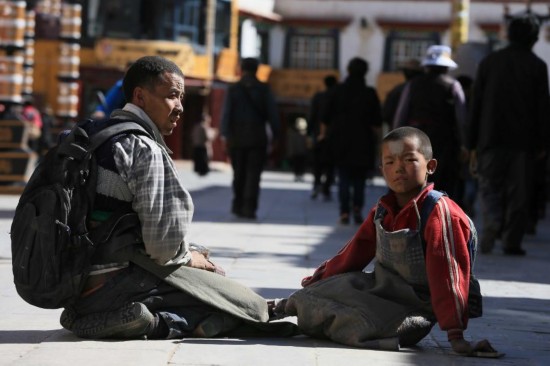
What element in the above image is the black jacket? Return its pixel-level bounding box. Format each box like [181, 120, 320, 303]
[468, 44, 550, 153]
[323, 76, 382, 169]
[220, 75, 280, 148]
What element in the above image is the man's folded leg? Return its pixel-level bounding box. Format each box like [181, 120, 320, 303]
[60, 302, 154, 339]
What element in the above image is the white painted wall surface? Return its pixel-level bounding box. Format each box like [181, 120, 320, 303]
[240, 19, 260, 58]
[268, 1, 550, 85]
[270, 25, 286, 68]
[238, 0, 276, 16]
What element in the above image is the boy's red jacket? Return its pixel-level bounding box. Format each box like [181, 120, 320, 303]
[302, 184, 473, 339]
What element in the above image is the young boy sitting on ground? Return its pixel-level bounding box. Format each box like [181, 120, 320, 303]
[280, 126, 500, 356]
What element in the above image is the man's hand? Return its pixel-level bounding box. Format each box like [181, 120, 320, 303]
[189, 251, 216, 271]
[450, 338, 503, 358]
[188, 251, 225, 276]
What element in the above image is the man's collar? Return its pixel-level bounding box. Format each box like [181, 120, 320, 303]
[121, 103, 173, 154]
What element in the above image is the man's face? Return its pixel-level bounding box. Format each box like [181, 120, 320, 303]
[380, 136, 437, 205]
[135, 71, 184, 135]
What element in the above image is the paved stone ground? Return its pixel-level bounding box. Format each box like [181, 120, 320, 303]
[0, 161, 548, 366]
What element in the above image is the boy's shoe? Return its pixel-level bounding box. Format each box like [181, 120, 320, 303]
[62, 302, 154, 339]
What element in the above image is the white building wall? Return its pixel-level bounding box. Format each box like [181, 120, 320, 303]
[271, 1, 550, 85]
[270, 25, 286, 68]
[238, 0, 276, 16]
[240, 19, 260, 58]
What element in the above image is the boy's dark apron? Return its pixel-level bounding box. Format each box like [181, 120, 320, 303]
[285, 204, 437, 349]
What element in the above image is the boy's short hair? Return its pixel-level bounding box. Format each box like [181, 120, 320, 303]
[123, 56, 184, 102]
[383, 127, 433, 159]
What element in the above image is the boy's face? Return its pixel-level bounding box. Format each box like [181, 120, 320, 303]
[380, 136, 437, 205]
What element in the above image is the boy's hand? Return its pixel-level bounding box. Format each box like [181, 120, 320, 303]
[450, 338, 504, 358]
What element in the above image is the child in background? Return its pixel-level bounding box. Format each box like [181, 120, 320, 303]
[286, 117, 309, 182]
[192, 114, 217, 176]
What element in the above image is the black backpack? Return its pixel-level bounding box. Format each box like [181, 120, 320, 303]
[10, 119, 149, 309]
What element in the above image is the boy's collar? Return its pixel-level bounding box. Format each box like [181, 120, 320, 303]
[382, 183, 435, 211]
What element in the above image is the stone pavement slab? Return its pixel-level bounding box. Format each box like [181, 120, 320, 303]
[0, 161, 549, 365]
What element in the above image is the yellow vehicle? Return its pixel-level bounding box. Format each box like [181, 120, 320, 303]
[33, 0, 240, 159]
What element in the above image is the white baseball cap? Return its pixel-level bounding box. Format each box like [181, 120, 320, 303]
[422, 45, 458, 69]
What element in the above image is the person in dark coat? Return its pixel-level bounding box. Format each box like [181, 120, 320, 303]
[220, 58, 280, 219]
[393, 45, 467, 202]
[308, 74, 337, 200]
[192, 114, 217, 176]
[382, 58, 423, 127]
[467, 14, 550, 256]
[322, 57, 382, 224]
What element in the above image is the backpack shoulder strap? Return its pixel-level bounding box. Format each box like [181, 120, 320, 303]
[89, 121, 150, 152]
[373, 199, 387, 222]
[419, 189, 445, 252]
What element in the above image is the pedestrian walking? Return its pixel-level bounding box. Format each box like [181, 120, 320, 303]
[286, 117, 308, 182]
[382, 58, 422, 127]
[393, 45, 467, 203]
[309, 74, 337, 200]
[192, 114, 217, 176]
[323, 57, 382, 224]
[221, 58, 280, 220]
[467, 14, 550, 256]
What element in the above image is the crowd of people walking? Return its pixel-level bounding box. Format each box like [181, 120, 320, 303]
[218, 14, 549, 262]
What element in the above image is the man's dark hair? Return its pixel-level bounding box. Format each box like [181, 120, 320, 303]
[347, 57, 368, 77]
[241, 57, 259, 73]
[383, 126, 433, 160]
[122, 56, 184, 102]
[324, 75, 337, 88]
[507, 14, 540, 47]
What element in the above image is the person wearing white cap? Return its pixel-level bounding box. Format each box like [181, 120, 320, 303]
[421, 45, 458, 69]
[392, 44, 467, 204]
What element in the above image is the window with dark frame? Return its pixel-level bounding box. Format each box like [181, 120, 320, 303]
[285, 28, 338, 70]
[82, 0, 231, 54]
[383, 30, 440, 72]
